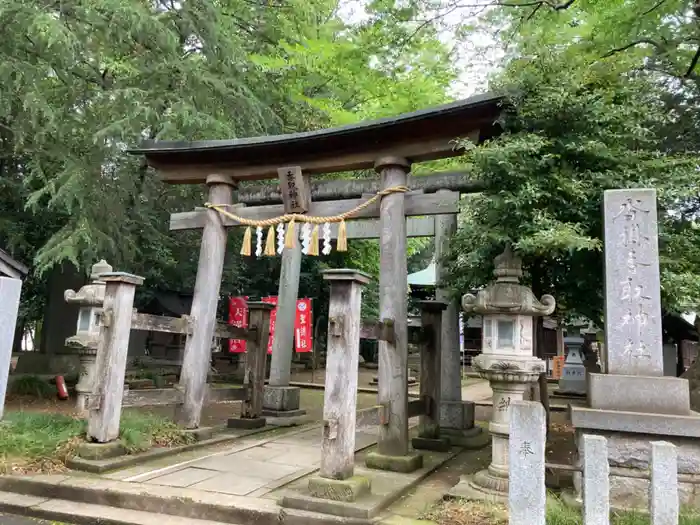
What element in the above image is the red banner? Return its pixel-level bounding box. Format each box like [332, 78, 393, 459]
[227, 296, 313, 354]
[228, 296, 249, 353]
[294, 298, 313, 352]
[262, 297, 278, 354]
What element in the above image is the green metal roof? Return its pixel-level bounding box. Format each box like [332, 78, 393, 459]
[407, 262, 436, 287]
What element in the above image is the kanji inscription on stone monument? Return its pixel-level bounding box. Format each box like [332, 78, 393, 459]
[603, 189, 663, 376]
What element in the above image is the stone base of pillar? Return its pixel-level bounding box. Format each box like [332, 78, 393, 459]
[308, 475, 371, 503]
[262, 385, 306, 425]
[412, 436, 451, 452]
[439, 400, 475, 430]
[365, 451, 423, 473]
[570, 405, 700, 510]
[446, 466, 509, 504]
[227, 417, 266, 430]
[76, 441, 125, 460]
[442, 426, 490, 449]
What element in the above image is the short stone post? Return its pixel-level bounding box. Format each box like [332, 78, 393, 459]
[650, 441, 678, 525]
[509, 401, 546, 525]
[412, 300, 450, 452]
[228, 302, 273, 429]
[308, 269, 371, 502]
[582, 434, 609, 525]
[86, 273, 143, 447]
[0, 277, 22, 420]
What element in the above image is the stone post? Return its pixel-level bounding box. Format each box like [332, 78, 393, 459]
[448, 246, 555, 502]
[177, 174, 234, 429]
[0, 277, 22, 420]
[434, 206, 486, 448]
[412, 300, 450, 452]
[366, 156, 423, 474]
[228, 302, 274, 429]
[308, 269, 371, 503]
[509, 401, 546, 525]
[86, 272, 144, 444]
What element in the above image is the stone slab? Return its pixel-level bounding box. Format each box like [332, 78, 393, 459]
[441, 427, 490, 449]
[144, 467, 220, 488]
[182, 427, 215, 441]
[411, 436, 450, 453]
[603, 188, 664, 377]
[588, 373, 690, 415]
[263, 385, 301, 412]
[227, 417, 266, 430]
[193, 455, 303, 480]
[77, 441, 125, 460]
[308, 476, 371, 502]
[570, 406, 700, 437]
[280, 448, 459, 520]
[188, 472, 270, 496]
[365, 452, 423, 474]
[0, 277, 22, 420]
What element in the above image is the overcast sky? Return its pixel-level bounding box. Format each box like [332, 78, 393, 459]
[336, 0, 503, 97]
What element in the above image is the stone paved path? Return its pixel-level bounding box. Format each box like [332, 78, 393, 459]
[461, 379, 493, 402]
[125, 424, 383, 498]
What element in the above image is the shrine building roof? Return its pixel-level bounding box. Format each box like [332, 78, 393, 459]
[129, 93, 504, 183]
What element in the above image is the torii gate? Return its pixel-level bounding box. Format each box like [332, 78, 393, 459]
[129, 93, 503, 470]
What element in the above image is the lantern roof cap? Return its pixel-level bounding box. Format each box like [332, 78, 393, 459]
[461, 246, 556, 317]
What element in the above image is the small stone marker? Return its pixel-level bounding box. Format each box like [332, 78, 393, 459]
[508, 401, 545, 525]
[558, 337, 587, 395]
[0, 277, 22, 420]
[582, 434, 609, 525]
[603, 189, 663, 376]
[650, 441, 678, 525]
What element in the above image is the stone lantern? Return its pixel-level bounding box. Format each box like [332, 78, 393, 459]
[449, 246, 555, 502]
[64, 260, 113, 416]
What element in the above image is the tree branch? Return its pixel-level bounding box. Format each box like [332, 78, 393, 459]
[601, 38, 664, 58]
[685, 45, 700, 77]
[642, 0, 668, 16]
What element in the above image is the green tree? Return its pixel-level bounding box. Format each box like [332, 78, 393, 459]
[445, 51, 700, 324]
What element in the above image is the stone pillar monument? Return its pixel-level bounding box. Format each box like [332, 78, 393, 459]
[448, 246, 555, 502]
[570, 189, 700, 508]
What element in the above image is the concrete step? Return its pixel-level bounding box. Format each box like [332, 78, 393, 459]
[0, 475, 372, 525]
[0, 490, 235, 525]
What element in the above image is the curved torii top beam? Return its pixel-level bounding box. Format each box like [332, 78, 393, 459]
[128, 93, 504, 184]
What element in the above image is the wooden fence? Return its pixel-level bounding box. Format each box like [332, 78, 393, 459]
[509, 401, 679, 525]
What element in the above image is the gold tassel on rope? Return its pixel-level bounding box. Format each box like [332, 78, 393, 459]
[308, 224, 320, 256]
[337, 219, 348, 252]
[264, 225, 276, 256]
[285, 219, 296, 249]
[240, 227, 252, 256]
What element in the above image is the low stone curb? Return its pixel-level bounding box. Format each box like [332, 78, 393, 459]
[65, 424, 291, 474]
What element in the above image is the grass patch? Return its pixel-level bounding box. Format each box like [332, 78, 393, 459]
[424, 496, 700, 525]
[0, 409, 196, 473]
[119, 409, 195, 453]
